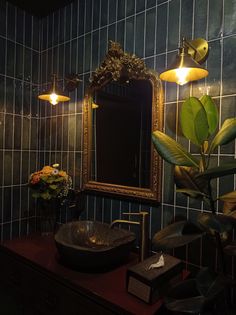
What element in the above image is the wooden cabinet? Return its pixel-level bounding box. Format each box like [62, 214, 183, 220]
[0, 251, 117, 315]
[0, 236, 164, 315]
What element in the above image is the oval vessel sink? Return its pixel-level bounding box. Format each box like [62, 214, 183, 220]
[55, 220, 136, 271]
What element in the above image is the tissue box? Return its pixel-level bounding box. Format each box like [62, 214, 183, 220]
[126, 253, 183, 304]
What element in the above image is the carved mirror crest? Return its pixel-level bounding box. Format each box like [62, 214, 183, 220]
[82, 41, 163, 202]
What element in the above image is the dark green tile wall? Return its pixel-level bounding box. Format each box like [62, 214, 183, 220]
[0, 0, 40, 239]
[1, 0, 236, 277]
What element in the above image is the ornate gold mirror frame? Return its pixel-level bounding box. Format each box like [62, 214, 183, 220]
[82, 41, 163, 202]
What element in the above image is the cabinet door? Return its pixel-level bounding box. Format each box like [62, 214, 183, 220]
[30, 272, 117, 315]
[0, 250, 120, 315]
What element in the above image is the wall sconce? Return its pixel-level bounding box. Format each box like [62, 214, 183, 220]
[38, 74, 81, 105]
[160, 37, 209, 85]
[92, 102, 99, 109]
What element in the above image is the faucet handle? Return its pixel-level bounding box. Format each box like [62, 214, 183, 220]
[122, 211, 149, 216]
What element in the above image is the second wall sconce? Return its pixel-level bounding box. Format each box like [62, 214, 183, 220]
[160, 37, 209, 85]
[38, 74, 82, 105]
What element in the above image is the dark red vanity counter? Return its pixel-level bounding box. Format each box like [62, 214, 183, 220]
[1, 235, 173, 315]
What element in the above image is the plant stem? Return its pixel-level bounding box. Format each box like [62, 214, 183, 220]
[207, 181, 216, 213]
[215, 231, 226, 275]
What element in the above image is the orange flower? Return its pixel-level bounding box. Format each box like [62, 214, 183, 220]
[29, 164, 72, 201]
[31, 174, 41, 184]
[42, 166, 54, 174]
[59, 170, 67, 178]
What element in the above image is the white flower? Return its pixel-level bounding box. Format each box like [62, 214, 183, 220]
[52, 169, 59, 175]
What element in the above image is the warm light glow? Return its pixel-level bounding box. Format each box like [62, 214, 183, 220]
[159, 38, 209, 85]
[175, 67, 190, 85]
[49, 93, 59, 105]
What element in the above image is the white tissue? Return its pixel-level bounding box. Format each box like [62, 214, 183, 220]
[148, 254, 165, 270]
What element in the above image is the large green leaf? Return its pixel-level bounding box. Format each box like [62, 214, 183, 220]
[180, 97, 209, 146]
[41, 191, 51, 200]
[196, 161, 236, 180]
[32, 192, 40, 199]
[49, 184, 58, 190]
[200, 95, 218, 135]
[197, 213, 232, 236]
[223, 202, 236, 214]
[174, 166, 208, 194]
[152, 131, 199, 167]
[176, 188, 206, 199]
[209, 118, 236, 153]
[225, 209, 236, 222]
[219, 191, 236, 202]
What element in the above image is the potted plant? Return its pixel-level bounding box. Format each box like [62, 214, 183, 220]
[152, 95, 236, 313]
[29, 164, 72, 234]
[152, 95, 236, 270]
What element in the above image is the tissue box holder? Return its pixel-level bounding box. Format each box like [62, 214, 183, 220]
[126, 253, 183, 304]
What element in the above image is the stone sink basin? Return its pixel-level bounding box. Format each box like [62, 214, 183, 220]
[54, 220, 136, 271]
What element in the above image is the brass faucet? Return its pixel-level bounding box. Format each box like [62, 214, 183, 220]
[110, 212, 149, 262]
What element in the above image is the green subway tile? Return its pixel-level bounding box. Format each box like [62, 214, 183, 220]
[7, 3, 15, 40]
[156, 3, 167, 54]
[223, 36, 236, 95]
[108, 23, 116, 42]
[0, 1, 6, 37]
[224, 0, 236, 36]
[72, 1, 78, 38]
[117, 20, 125, 48]
[65, 5, 71, 40]
[78, 0, 85, 36]
[168, 0, 180, 51]
[0, 37, 5, 76]
[208, 0, 223, 40]
[101, 0, 108, 27]
[145, 8, 156, 57]
[135, 12, 145, 57]
[136, 0, 145, 13]
[194, 0, 207, 38]
[206, 40, 221, 97]
[126, 0, 135, 16]
[109, 0, 117, 24]
[118, 0, 126, 20]
[93, 0, 100, 29]
[147, 0, 156, 8]
[92, 31, 99, 70]
[25, 13, 32, 47]
[125, 17, 135, 53]
[84, 34, 91, 72]
[181, 0, 193, 39]
[16, 8, 24, 44]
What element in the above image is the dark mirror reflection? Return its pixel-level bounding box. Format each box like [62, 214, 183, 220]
[90, 79, 152, 188]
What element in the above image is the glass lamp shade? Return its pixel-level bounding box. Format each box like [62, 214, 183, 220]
[160, 48, 208, 85]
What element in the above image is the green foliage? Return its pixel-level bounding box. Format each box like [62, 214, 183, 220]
[200, 95, 219, 135]
[152, 94, 236, 230]
[29, 165, 72, 202]
[197, 162, 236, 180]
[209, 118, 236, 153]
[152, 131, 199, 167]
[180, 97, 209, 146]
[219, 191, 236, 202]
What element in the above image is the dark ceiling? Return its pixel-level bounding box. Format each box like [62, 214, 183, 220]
[7, 0, 74, 17]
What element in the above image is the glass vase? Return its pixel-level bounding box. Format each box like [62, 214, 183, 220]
[38, 199, 58, 236]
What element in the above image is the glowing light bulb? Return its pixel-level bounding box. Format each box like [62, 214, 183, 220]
[49, 93, 59, 105]
[175, 68, 190, 85]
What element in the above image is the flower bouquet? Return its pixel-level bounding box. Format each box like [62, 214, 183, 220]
[29, 164, 72, 234]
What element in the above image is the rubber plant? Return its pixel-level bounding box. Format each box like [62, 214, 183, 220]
[152, 95, 236, 272]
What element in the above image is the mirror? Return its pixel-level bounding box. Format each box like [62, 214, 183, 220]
[82, 41, 163, 202]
